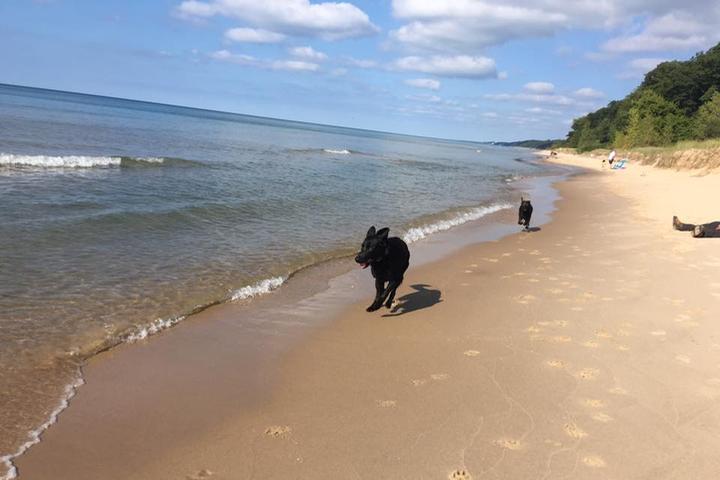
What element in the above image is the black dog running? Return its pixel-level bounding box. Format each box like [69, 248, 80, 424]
[355, 226, 410, 312]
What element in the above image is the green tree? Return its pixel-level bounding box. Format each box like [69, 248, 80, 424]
[620, 90, 690, 147]
[694, 91, 720, 139]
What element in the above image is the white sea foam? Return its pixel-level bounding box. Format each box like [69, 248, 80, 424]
[403, 203, 512, 243]
[135, 157, 165, 164]
[124, 314, 187, 343]
[323, 149, 350, 155]
[0, 153, 121, 168]
[0, 375, 84, 480]
[0, 153, 166, 168]
[231, 276, 285, 300]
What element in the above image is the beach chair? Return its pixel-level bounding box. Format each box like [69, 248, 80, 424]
[611, 159, 627, 170]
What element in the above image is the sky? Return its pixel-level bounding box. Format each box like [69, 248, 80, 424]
[2, 1, 720, 141]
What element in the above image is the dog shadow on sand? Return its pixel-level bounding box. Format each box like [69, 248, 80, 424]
[382, 284, 442, 317]
[524, 226, 542, 233]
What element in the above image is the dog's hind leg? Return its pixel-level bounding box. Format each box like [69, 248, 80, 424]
[384, 281, 401, 308]
[380, 279, 402, 309]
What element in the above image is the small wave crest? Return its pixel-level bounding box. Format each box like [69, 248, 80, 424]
[231, 276, 285, 300]
[323, 149, 351, 155]
[403, 203, 512, 243]
[0, 153, 199, 169]
[1, 375, 84, 480]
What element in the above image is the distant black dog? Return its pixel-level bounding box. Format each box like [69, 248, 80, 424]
[518, 197, 533, 230]
[355, 226, 410, 312]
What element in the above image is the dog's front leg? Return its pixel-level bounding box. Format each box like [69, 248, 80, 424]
[367, 278, 386, 312]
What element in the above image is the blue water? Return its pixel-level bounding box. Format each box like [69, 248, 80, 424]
[0, 83, 551, 465]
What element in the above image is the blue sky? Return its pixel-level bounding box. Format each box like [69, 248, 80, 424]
[2, 0, 719, 141]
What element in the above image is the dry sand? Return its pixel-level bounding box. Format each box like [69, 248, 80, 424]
[15, 153, 720, 480]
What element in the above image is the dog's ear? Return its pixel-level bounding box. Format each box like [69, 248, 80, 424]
[366, 226, 376, 238]
[521, 196, 524, 202]
[376, 227, 390, 240]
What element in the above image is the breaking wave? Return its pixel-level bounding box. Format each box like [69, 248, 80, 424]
[403, 203, 513, 243]
[0, 153, 200, 169]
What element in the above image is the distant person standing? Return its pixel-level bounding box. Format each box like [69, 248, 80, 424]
[605, 149, 616, 167]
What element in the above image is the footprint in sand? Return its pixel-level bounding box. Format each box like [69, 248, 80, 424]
[526, 325, 542, 333]
[411, 379, 427, 387]
[528, 250, 541, 255]
[594, 330, 612, 338]
[570, 306, 584, 312]
[460, 282, 471, 287]
[650, 330, 667, 337]
[449, 469, 472, 480]
[527, 278, 540, 283]
[608, 386, 628, 395]
[575, 368, 599, 380]
[464, 270, 474, 274]
[464, 350, 481, 357]
[617, 345, 630, 352]
[550, 335, 572, 343]
[265, 426, 292, 438]
[675, 355, 691, 364]
[582, 455, 606, 468]
[563, 423, 587, 439]
[548, 276, 559, 281]
[601, 297, 614, 302]
[431, 373, 449, 381]
[186, 469, 213, 480]
[377, 400, 397, 408]
[616, 329, 631, 337]
[547, 288, 564, 295]
[592, 413, 613, 423]
[581, 340, 599, 349]
[581, 399, 605, 408]
[546, 359, 565, 368]
[470, 263, 478, 267]
[501, 253, 512, 257]
[482, 257, 499, 263]
[493, 438, 523, 450]
[516, 294, 537, 304]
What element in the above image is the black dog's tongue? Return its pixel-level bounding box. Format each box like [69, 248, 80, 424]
[360, 262, 369, 269]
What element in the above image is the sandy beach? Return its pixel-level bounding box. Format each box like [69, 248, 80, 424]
[14, 152, 720, 480]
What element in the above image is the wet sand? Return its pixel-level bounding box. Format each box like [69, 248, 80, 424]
[15, 154, 720, 479]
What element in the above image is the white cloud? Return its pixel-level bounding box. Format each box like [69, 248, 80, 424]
[523, 82, 554, 94]
[389, 0, 720, 55]
[525, 106, 561, 115]
[394, 55, 497, 78]
[271, 59, 320, 71]
[405, 78, 441, 90]
[481, 111, 498, 118]
[288, 46, 327, 61]
[176, 0, 378, 40]
[573, 87, 604, 98]
[616, 57, 670, 79]
[390, 1, 567, 52]
[224, 27, 285, 43]
[602, 12, 719, 53]
[485, 92, 576, 106]
[210, 49, 319, 72]
[345, 57, 378, 68]
[210, 49, 256, 64]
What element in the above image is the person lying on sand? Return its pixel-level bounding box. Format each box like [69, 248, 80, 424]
[673, 216, 720, 237]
